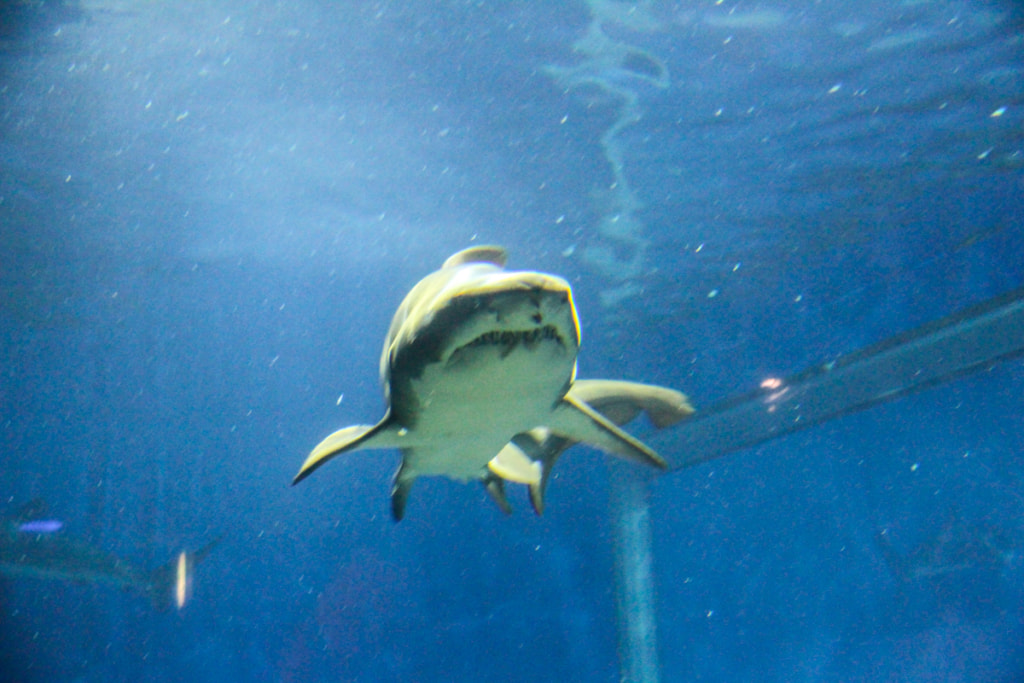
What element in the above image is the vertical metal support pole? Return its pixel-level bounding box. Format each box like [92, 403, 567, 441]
[610, 462, 660, 683]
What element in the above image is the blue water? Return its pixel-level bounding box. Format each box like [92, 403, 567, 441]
[2, 1, 1023, 681]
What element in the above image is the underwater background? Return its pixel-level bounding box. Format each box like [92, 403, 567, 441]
[2, 1, 1023, 681]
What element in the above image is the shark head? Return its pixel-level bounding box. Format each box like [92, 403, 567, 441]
[380, 246, 581, 433]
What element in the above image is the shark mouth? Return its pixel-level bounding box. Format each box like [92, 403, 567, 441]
[459, 324, 566, 358]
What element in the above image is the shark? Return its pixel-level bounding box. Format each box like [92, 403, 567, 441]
[0, 499, 220, 610]
[875, 514, 1019, 581]
[293, 245, 677, 520]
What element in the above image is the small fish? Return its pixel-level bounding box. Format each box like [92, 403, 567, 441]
[17, 519, 63, 534]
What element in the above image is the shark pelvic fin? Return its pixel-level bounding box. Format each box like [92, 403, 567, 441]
[390, 462, 415, 521]
[483, 476, 513, 515]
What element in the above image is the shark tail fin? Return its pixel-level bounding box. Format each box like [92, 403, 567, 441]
[504, 431, 566, 516]
[527, 434, 568, 515]
[487, 443, 543, 485]
[293, 418, 400, 485]
[487, 431, 563, 515]
[148, 536, 223, 611]
[549, 395, 668, 470]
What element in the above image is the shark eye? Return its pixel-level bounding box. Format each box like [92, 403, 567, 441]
[531, 313, 543, 324]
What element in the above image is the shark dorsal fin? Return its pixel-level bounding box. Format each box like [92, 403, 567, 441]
[442, 245, 508, 269]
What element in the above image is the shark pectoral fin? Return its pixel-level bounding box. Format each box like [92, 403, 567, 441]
[632, 387, 695, 428]
[550, 395, 668, 470]
[567, 381, 642, 425]
[487, 443, 543, 485]
[483, 475, 513, 515]
[293, 421, 396, 485]
[569, 379, 695, 428]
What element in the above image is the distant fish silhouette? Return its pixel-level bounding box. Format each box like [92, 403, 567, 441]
[875, 513, 1018, 581]
[1, 499, 220, 610]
